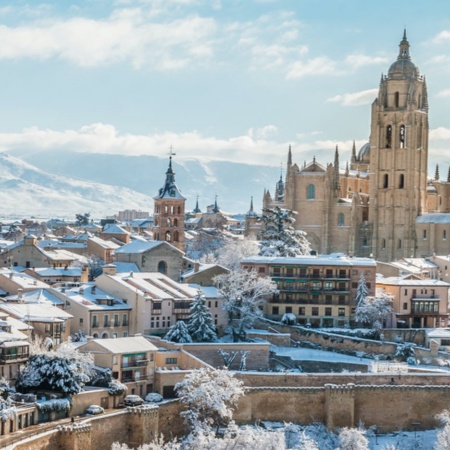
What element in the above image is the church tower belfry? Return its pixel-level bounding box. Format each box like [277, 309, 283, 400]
[368, 31, 429, 262]
[153, 150, 186, 252]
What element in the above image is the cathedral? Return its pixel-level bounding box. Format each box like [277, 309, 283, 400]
[260, 31, 450, 263]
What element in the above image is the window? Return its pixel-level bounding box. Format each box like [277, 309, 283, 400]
[404, 289, 408, 295]
[444, 230, 447, 240]
[166, 358, 178, 364]
[258, 267, 266, 273]
[101, 332, 108, 339]
[383, 174, 389, 189]
[123, 332, 128, 337]
[114, 314, 119, 327]
[92, 316, 98, 328]
[423, 230, 427, 240]
[285, 306, 292, 314]
[386, 125, 392, 148]
[399, 174, 404, 189]
[157, 261, 167, 274]
[400, 125, 406, 148]
[312, 307, 319, 316]
[79, 318, 83, 324]
[338, 213, 345, 227]
[403, 302, 408, 310]
[325, 307, 332, 316]
[165, 231, 171, 241]
[307, 184, 315, 200]
[398, 239, 402, 249]
[104, 315, 109, 327]
[272, 306, 279, 315]
[381, 239, 386, 250]
[395, 91, 400, 108]
[122, 314, 128, 326]
[112, 333, 118, 338]
[338, 308, 345, 317]
[299, 307, 305, 315]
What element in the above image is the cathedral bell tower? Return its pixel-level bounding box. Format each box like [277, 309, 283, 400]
[152, 151, 186, 252]
[368, 31, 429, 262]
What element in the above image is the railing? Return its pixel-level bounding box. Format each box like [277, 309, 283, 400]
[122, 359, 148, 368]
[121, 375, 149, 382]
[0, 354, 29, 363]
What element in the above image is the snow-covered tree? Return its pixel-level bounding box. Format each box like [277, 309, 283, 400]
[214, 268, 277, 342]
[355, 295, 393, 331]
[216, 237, 259, 271]
[175, 368, 244, 431]
[355, 274, 369, 307]
[258, 206, 311, 257]
[338, 427, 369, 450]
[16, 342, 94, 395]
[436, 410, 450, 450]
[164, 321, 193, 344]
[75, 212, 91, 226]
[187, 291, 217, 342]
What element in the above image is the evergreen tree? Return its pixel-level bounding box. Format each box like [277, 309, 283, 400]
[258, 206, 311, 257]
[187, 291, 217, 342]
[355, 274, 369, 307]
[164, 320, 193, 343]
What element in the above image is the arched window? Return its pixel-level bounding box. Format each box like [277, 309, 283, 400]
[158, 261, 167, 274]
[174, 230, 179, 242]
[400, 125, 406, 148]
[383, 174, 389, 189]
[399, 174, 405, 189]
[165, 231, 171, 242]
[166, 218, 171, 227]
[338, 213, 345, 227]
[178, 206, 181, 214]
[101, 332, 108, 339]
[164, 206, 168, 213]
[395, 91, 400, 108]
[307, 184, 315, 200]
[386, 125, 392, 148]
[173, 218, 178, 227]
[381, 239, 386, 250]
[93, 333, 99, 339]
[398, 239, 402, 249]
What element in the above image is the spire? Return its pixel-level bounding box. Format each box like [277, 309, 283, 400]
[192, 195, 201, 214]
[154, 147, 185, 199]
[351, 140, 357, 163]
[345, 161, 349, 176]
[435, 164, 440, 181]
[287, 144, 292, 167]
[246, 196, 257, 218]
[398, 29, 411, 60]
[212, 195, 220, 213]
[333, 145, 340, 190]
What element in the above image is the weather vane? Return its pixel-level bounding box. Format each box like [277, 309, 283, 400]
[168, 145, 176, 158]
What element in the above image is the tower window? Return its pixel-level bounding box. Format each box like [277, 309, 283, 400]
[423, 230, 427, 240]
[165, 231, 171, 242]
[381, 239, 386, 250]
[395, 91, 400, 108]
[398, 239, 402, 249]
[174, 230, 179, 242]
[400, 125, 406, 148]
[338, 213, 345, 227]
[178, 206, 181, 214]
[399, 174, 405, 189]
[307, 184, 315, 200]
[444, 230, 447, 240]
[383, 174, 389, 189]
[386, 125, 392, 148]
[174, 218, 178, 227]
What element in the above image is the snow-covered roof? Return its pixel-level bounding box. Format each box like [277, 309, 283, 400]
[0, 271, 50, 289]
[102, 224, 130, 235]
[182, 263, 228, 278]
[188, 284, 222, 299]
[427, 328, 450, 339]
[82, 336, 158, 354]
[88, 236, 120, 250]
[241, 254, 377, 267]
[28, 267, 83, 277]
[114, 240, 163, 254]
[111, 262, 140, 273]
[416, 213, 450, 224]
[377, 276, 450, 287]
[0, 302, 73, 321]
[5, 288, 65, 306]
[36, 239, 86, 250]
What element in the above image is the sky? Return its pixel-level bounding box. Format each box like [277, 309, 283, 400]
[0, 0, 449, 172]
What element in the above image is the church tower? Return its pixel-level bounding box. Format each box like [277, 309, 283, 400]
[153, 152, 186, 252]
[368, 31, 429, 262]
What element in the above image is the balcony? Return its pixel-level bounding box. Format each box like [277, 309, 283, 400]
[121, 375, 150, 382]
[122, 359, 149, 368]
[0, 353, 29, 363]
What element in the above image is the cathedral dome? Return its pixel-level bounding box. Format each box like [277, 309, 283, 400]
[387, 30, 420, 80]
[358, 142, 371, 163]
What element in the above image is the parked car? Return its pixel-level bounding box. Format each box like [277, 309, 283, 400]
[85, 405, 104, 415]
[123, 395, 144, 406]
[145, 393, 163, 403]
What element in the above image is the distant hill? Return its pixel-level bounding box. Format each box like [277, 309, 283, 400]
[0, 150, 280, 219]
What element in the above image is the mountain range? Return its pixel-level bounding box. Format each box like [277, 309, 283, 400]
[0, 150, 280, 220]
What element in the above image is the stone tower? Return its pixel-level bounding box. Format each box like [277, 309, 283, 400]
[368, 31, 429, 262]
[153, 154, 186, 252]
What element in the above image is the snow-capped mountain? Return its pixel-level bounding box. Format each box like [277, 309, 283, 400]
[4, 149, 280, 217]
[0, 153, 155, 219]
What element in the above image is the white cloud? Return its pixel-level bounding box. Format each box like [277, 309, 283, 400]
[430, 127, 450, 141]
[431, 30, 450, 44]
[327, 88, 378, 106]
[0, 8, 217, 69]
[344, 53, 388, 68]
[285, 56, 338, 79]
[436, 89, 450, 98]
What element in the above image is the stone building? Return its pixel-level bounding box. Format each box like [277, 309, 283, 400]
[241, 254, 376, 327]
[260, 32, 450, 263]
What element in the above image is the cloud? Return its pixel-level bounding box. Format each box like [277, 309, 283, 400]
[437, 89, 450, 98]
[344, 53, 388, 68]
[0, 8, 217, 69]
[430, 127, 450, 141]
[286, 56, 338, 79]
[327, 88, 378, 106]
[431, 30, 450, 44]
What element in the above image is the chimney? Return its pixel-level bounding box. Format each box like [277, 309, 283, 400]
[17, 288, 23, 300]
[194, 262, 200, 273]
[9, 272, 13, 280]
[102, 264, 117, 276]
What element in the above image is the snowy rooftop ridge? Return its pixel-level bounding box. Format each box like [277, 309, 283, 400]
[241, 254, 377, 266]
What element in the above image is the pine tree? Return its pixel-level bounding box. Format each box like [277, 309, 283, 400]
[258, 206, 311, 256]
[164, 320, 193, 343]
[355, 274, 369, 307]
[187, 291, 217, 342]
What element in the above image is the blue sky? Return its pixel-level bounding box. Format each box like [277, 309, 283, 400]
[0, 0, 449, 172]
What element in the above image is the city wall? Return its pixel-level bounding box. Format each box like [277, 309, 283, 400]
[9, 375, 450, 449]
